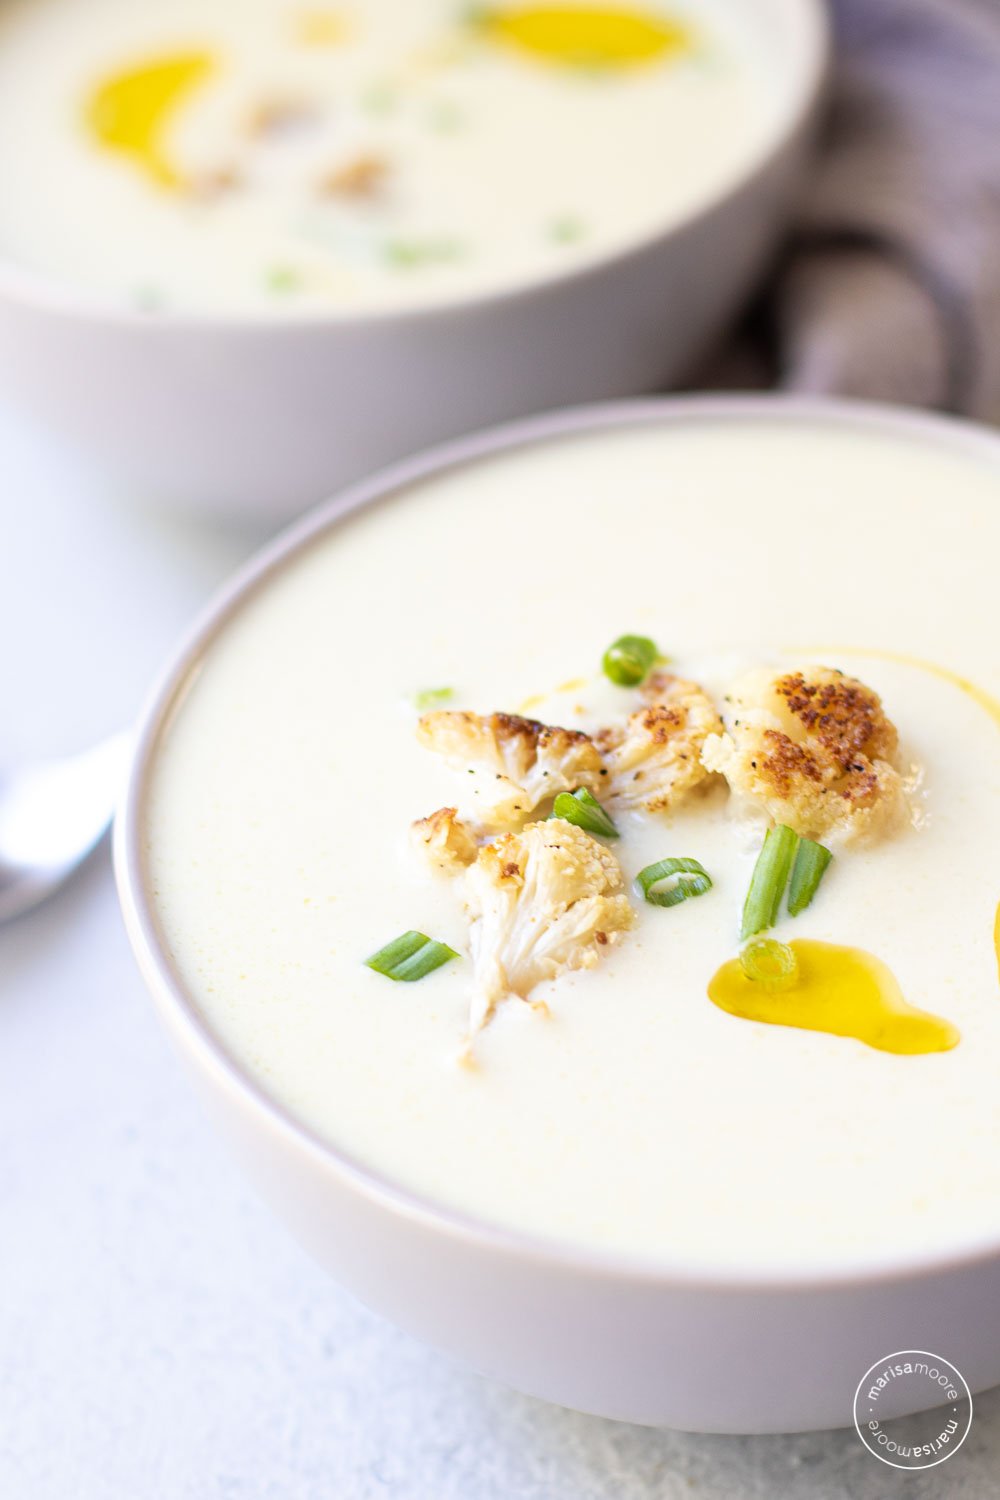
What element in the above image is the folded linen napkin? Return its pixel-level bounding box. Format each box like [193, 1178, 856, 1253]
[705, 0, 1000, 420]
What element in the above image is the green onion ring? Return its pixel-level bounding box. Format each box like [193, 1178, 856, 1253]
[635, 856, 713, 908]
[601, 633, 659, 688]
[740, 937, 799, 992]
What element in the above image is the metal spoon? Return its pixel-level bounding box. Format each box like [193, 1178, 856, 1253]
[0, 732, 131, 922]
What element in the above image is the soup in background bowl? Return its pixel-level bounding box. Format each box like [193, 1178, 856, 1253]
[0, 0, 827, 515]
[0, 0, 782, 313]
[118, 397, 1000, 1431]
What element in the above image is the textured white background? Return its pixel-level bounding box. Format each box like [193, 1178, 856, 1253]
[2, 405, 999, 1499]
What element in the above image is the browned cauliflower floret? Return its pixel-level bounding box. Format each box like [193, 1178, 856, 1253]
[701, 665, 908, 845]
[595, 672, 723, 814]
[410, 806, 477, 873]
[462, 818, 635, 1035]
[417, 709, 604, 831]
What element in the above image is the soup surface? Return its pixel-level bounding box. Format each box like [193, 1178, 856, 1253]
[145, 411, 1000, 1268]
[0, 0, 778, 312]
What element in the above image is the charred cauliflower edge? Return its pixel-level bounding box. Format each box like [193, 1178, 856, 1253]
[409, 662, 909, 1040]
[701, 666, 910, 846]
[597, 672, 723, 813]
[463, 819, 636, 1039]
[418, 673, 721, 830]
[416, 709, 604, 831]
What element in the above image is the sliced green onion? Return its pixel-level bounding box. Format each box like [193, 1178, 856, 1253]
[360, 80, 399, 116]
[549, 214, 586, 244]
[365, 931, 458, 982]
[787, 837, 833, 916]
[740, 824, 799, 940]
[414, 686, 454, 710]
[427, 100, 466, 134]
[265, 264, 301, 293]
[551, 787, 619, 838]
[740, 938, 799, 992]
[601, 633, 658, 688]
[635, 857, 712, 908]
[384, 236, 463, 268]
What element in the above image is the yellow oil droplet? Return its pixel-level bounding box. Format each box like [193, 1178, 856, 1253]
[296, 10, 350, 46]
[994, 901, 1000, 984]
[850, 648, 1000, 732]
[517, 693, 547, 713]
[472, 5, 690, 68]
[708, 939, 959, 1055]
[86, 52, 216, 188]
[518, 677, 590, 713]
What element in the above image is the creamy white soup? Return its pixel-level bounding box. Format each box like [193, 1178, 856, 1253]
[144, 413, 1000, 1268]
[0, 0, 778, 312]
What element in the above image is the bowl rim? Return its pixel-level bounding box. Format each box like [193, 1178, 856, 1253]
[116, 392, 1000, 1292]
[0, 0, 830, 331]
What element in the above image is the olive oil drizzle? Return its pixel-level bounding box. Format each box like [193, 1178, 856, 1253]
[86, 52, 216, 188]
[709, 939, 959, 1055]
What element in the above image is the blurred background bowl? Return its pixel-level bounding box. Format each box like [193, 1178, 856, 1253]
[0, 0, 828, 522]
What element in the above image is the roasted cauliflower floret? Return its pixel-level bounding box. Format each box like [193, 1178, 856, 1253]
[417, 709, 604, 831]
[410, 806, 477, 873]
[462, 818, 635, 1035]
[595, 672, 723, 814]
[701, 665, 908, 845]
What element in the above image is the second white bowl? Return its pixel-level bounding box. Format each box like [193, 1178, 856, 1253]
[0, 0, 827, 520]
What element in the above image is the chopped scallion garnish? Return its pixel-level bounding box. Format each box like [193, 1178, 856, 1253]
[740, 824, 798, 940]
[787, 838, 833, 917]
[549, 214, 586, 244]
[428, 100, 465, 133]
[265, 264, 301, 292]
[635, 857, 712, 908]
[601, 633, 658, 688]
[551, 787, 618, 838]
[384, 237, 463, 268]
[360, 80, 398, 116]
[740, 938, 799, 991]
[365, 931, 458, 982]
[414, 686, 454, 710]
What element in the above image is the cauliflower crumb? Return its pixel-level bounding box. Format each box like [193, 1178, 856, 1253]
[411, 806, 477, 873]
[462, 818, 635, 1036]
[596, 672, 723, 814]
[417, 709, 604, 831]
[701, 665, 909, 845]
[319, 152, 389, 197]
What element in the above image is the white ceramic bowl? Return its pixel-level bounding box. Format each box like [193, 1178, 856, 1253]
[0, 0, 827, 521]
[116, 395, 1000, 1433]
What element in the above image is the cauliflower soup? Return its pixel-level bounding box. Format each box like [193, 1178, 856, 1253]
[0, 0, 779, 313]
[143, 408, 1000, 1268]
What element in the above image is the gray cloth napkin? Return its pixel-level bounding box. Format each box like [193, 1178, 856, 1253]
[705, 0, 1000, 420]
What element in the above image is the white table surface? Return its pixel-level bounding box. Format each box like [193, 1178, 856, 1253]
[2, 403, 999, 1500]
